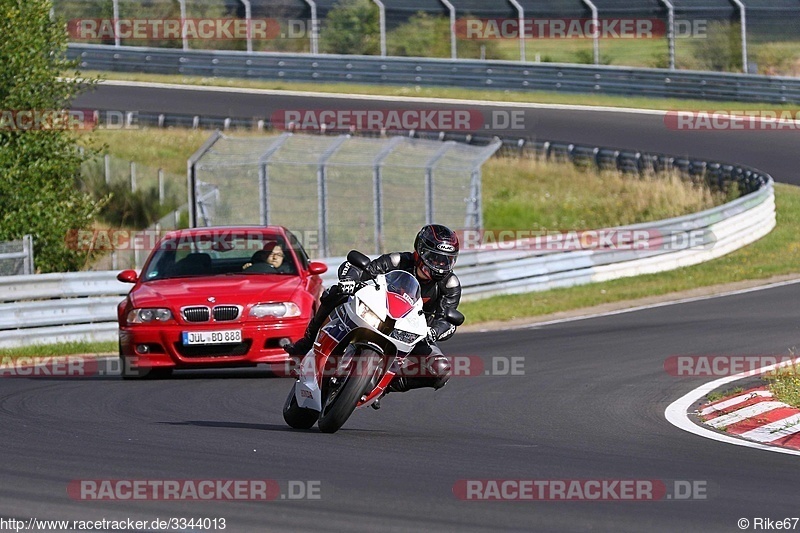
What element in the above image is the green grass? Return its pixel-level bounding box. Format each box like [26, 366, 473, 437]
[764, 363, 800, 408]
[78, 128, 218, 176]
[80, 70, 800, 112]
[0, 341, 117, 359]
[705, 387, 744, 404]
[482, 157, 727, 230]
[459, 183, 800, 323]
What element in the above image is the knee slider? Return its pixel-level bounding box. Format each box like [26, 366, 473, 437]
[430, 356, 451, 389]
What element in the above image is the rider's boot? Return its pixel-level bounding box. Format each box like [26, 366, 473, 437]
[386, 354, 451, 393]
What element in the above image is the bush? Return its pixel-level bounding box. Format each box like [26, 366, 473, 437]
[0, 0, 105, 272]
[320, 0, 380, 55]
[689, 21, 743, 72]
[387, 12, 502, 60]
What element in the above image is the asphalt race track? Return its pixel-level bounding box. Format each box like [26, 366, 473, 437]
[72, 83, 800, 183]
[1, 84, 798, 531]
[3, 283, 800, 531]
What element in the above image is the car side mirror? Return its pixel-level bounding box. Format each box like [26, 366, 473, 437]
[445, 308, 465, 327]
[346, 250, 371, 271]
[117, 269, 138, 284]
[308, 262, 328, 275]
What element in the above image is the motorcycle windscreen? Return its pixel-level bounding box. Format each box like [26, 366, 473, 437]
[384, 270, 422, 320]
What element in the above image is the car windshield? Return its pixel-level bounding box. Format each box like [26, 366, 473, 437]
[384, 270, 421, 304]
[141, 231, 298, 281]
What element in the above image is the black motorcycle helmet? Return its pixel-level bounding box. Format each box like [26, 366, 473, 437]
[414, 224, 459, 281]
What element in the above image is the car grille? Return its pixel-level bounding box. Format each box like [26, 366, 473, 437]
[213, 305, 240, 321]
[183, 306, 210, 322]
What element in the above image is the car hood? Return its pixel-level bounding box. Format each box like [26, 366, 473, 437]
[131, 275, 302, 307]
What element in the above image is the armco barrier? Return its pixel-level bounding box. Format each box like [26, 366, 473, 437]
[67, 44, 800, 104]
[0, 179, 774, 348]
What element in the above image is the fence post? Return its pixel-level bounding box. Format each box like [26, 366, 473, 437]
[508, 0, 525, 62]
[372, 136, 404, 255]
[582, 0, 600, 65]
[239, 0, 252, 53]
[439, 0, 457, 59]
[179, 0, 189, 50]
[22, 234, 34, 275]
[158, 168, 165, 205]
[130, 161, 136, 192]
[659, 0, 675, 70]
[731, 0, 748, 73]
[104, 154, 111, 184]
[186, 131, 224, 228]
[424, 141, 456, 225]
[304, 0, 319, 54]
[112, 0, 120, 47]
[373, 0, 387, 57]
[317, 136, 350, 257]
[257, 132, 293, 226]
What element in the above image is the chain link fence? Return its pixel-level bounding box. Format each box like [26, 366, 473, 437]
[55, 0, 800, 73]
[0, 236, 34, 276]
[190, 133, 500, 258]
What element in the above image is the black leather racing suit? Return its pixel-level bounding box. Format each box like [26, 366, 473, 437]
[301, 252, 461, 391]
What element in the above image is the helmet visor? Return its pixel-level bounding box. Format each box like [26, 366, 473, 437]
[420, 249, 456, 273]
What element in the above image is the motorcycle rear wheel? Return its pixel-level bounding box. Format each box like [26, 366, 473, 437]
[318, 349, 382, 434]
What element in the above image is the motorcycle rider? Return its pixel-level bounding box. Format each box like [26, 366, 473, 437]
[285, 224, 461, 395]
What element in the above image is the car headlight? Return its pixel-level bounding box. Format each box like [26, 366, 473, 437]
[249, 302, 301, 318]
[356, 300, 383, 330]
[127, 308, 173, 324]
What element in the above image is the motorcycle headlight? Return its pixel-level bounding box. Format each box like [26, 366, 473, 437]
[356, 300, 383, 330]
[127, 308, 173, 324]
[249, 302, 301, 318]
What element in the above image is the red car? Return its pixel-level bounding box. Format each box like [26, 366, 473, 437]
[116, 226, 327, 378]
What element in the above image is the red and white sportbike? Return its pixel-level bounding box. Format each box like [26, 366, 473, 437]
[282, 251, 463, 433]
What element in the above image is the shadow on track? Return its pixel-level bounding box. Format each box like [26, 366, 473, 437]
[162, 420, 387, 434]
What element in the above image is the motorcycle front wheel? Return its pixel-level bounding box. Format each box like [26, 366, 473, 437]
[317, 348, 383, 434]
[283, 384, 319, 429]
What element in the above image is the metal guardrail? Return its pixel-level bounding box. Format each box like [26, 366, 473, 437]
[0, 178, 774, 348]
[68, 43, 800, 104]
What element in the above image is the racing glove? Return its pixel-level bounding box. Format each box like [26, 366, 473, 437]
[426, 327, 438, 344]
[338, 279, 359, 295]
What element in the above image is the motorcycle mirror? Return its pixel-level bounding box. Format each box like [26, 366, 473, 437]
[445, 308, 465, 327]
[346, 250, 372, 272]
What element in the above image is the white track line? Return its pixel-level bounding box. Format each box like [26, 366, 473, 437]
[96, 79, 669, 116]
[478, 277, 800, 332]
[740, 414, 800, 443]
[699, 390, 773, 416]
[665, 356, 800, 457]
[705, 401, 785, 429]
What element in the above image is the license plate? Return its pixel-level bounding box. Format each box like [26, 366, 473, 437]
[182, 330, 242, 345]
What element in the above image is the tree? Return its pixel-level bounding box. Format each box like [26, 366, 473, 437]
[0, 0, 104, 272]
[320, 0, 380, 55]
